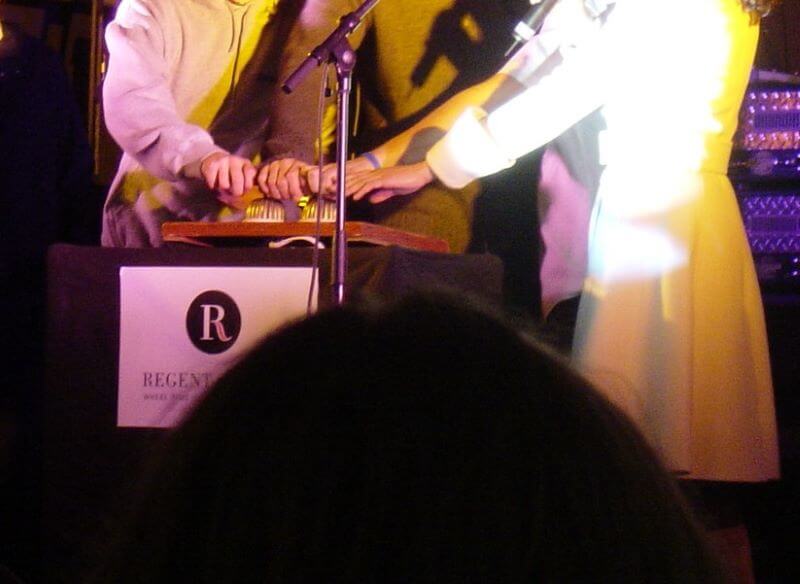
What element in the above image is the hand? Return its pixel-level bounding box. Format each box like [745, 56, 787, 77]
[306, 156, 377, 198]
[345, 162, 434, 203]
[200, 152, 256, 198]
[256, 157, 312, 200]
[304, 163, 337, 198]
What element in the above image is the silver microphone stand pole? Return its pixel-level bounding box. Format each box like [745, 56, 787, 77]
[283, 0, 382, 305]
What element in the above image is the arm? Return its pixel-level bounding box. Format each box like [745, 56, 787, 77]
[367, 73, 525, 168]
[427, 35, 605, 189]
[366, 0, 601, 169]
[267, 72, 523, 200]
[289, 0, 610, 199]
[342, 51, 603, 201]
[103, 0, 254, 196]
[348, 0, 610, 196]
[103, 1, 219, 181]
[298, 73, 524, 201]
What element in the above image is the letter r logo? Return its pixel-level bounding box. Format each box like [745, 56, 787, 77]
[186, 291, 241, 354]
[200, 304, 234, 341]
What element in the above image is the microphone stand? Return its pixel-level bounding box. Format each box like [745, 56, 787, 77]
[505, 0, 560, 57]
[283, 0, 382, 306]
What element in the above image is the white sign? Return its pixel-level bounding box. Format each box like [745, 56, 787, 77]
[118, 266, 316, 428]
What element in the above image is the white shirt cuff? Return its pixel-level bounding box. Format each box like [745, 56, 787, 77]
[425, 107, 514, 189]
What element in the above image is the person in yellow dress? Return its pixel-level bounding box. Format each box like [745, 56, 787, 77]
[327, 3, 781, 579]
[334, 0, 781, 484]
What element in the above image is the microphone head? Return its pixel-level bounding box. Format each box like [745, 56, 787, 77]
[512, 20, 536, 44]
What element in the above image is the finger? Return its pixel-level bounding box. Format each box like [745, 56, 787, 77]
[344, 173, 372, 196]
[229, 160, 245, 197]
[304, 167, 320, 193]
[319, 165, 338, 191]
[256, 165, 268, 194]
[270, 160, 295, 199]
[275, 162, 293, 200]
[298, 170, 312, 196]
[369, 189, 397, 204]
[266, 162, 283, 199]
[216, 158, 231, 192]
[243, 162, 257, 193]
[286, 164, 306, 200]
[321, 169, 338, 196]
[202, 158, 219, 191]
[350, 180, 381, 201]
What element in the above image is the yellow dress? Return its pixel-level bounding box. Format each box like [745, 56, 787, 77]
[427, 0, 779, 481]
[572, 0, 779, 481]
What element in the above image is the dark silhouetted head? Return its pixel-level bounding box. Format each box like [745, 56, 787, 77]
[93, 293, 722, 583]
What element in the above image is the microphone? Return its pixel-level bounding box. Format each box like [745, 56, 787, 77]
[506, 0, 561, 57]
[282, 0, 382, 94]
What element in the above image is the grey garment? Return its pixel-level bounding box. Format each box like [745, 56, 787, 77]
[102, 0, 315, 247]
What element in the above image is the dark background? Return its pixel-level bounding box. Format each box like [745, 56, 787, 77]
[1, 1, 799, 582]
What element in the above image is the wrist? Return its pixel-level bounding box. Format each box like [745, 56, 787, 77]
[182, 149, 226, 179]
[200, 150, 226, 168]
[363, 151, 381, 169]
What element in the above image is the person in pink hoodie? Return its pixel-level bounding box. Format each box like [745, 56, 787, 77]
[101, 0, 323, 247]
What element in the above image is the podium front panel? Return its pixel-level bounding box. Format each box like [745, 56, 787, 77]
[41, 244, 502, 582]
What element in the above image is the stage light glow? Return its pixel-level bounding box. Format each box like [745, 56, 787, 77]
[598, 1, 730, 217]
[431, 0, 736, 292]
[585, 211, 688, 292]
[499, 1, 733, 293]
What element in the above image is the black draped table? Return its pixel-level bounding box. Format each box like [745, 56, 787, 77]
[41, 243, 503, 582]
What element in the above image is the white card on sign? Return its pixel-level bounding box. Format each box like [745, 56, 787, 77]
[117, 266, 315, 428]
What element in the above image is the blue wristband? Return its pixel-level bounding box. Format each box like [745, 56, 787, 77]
[363, 151, 381, 169]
